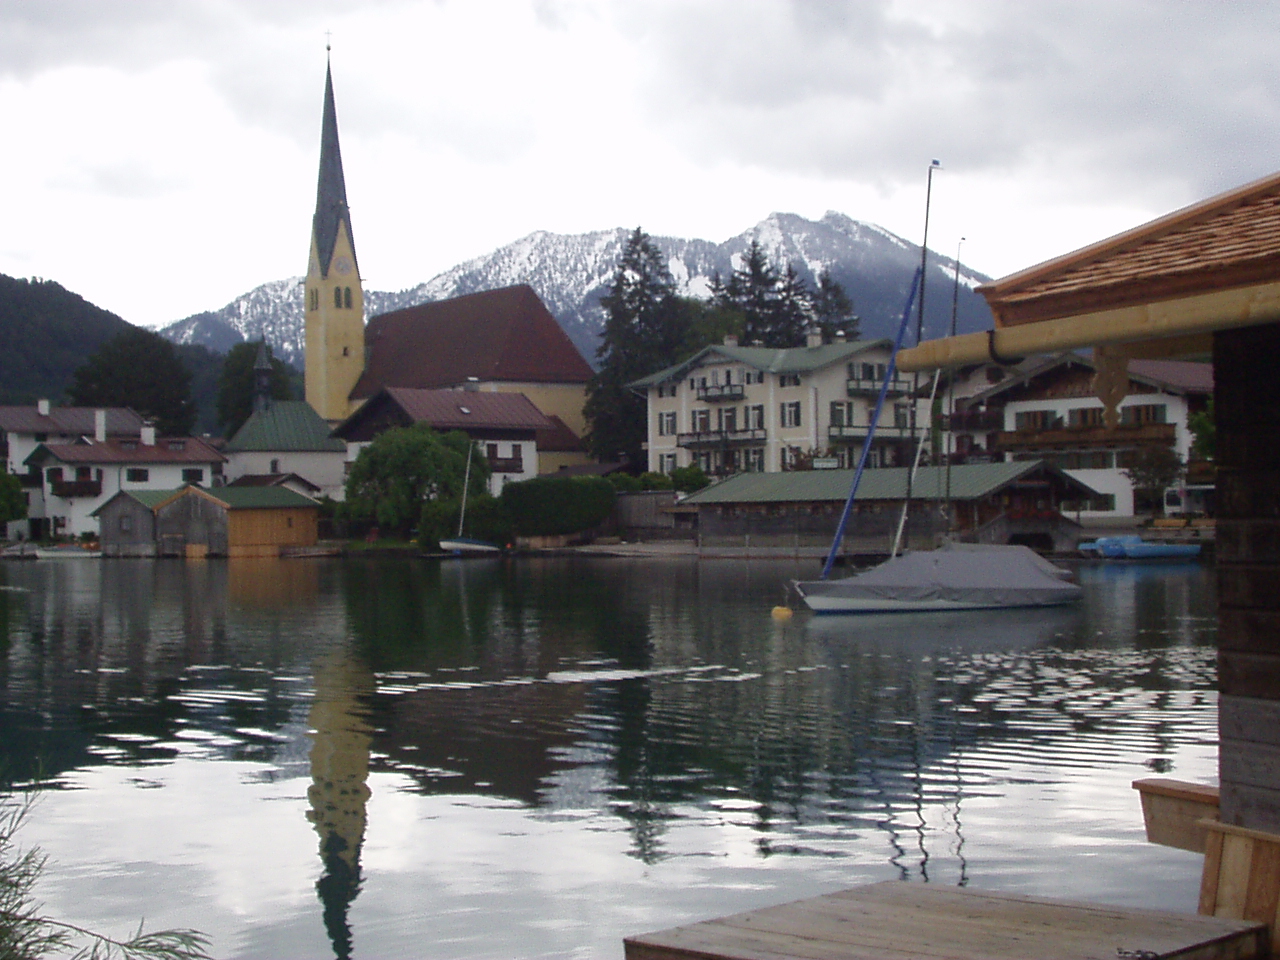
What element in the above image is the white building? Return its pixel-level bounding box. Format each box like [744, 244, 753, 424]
[632, 333, 930, 477]
[24, 423, 225, 537]
[331, 386, 551, 495]
[0, 402, 144, 539]
[959, 355, 1212, 517]
[223, 400, 348, 501]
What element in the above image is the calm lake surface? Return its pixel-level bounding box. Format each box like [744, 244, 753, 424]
[0, 555, 1217, 959]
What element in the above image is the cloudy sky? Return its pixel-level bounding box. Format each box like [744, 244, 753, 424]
[2, 0, 1278, 329]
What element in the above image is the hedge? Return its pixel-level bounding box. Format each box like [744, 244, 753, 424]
[500, 476, 615, 537]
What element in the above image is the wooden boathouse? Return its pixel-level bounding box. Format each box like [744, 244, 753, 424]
[627, 170, 1280, 957]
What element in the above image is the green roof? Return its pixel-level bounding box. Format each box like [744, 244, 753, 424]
[680, 461, 1097, 505]
[629, 339, 890, 388]
[204, 486, 320, 509]
[223, 401, 346, 453]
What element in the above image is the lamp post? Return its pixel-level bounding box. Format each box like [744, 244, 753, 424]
[904, 160, 941, 547]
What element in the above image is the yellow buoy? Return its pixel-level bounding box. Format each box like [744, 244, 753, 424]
[771, 606, 793, 621]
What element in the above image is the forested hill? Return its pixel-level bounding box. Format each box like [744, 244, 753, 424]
[0, 273, 229, 434]
[0, 274, 134, 405]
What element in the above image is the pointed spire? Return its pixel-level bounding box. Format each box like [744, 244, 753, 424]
[254, 340, 272, 414]
[314, 61, 356, 280]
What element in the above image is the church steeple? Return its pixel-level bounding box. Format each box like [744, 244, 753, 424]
[313, 62, 357, 280]
[304, 55, 366, 424]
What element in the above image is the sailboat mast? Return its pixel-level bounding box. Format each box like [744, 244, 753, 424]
[457, 442, 473, 538]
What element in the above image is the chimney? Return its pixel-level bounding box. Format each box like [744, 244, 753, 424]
[94, 409, 107, 442]
[463, 377, 480, 392]
[806, 325, 823, 348]
[140, 420, 156, 446]
[37, 399, 50, 416]
[723, 334, 738, 347]
[834, 330, 847, 343]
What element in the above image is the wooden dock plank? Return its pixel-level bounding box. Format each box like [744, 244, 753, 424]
[624, 883, 1267, 960]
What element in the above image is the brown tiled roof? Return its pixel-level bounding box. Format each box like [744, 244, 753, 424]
[1127, 360, 1214, 393]
[384, 387, 552, 430]
[980, 170, 1280, 326]
[0, 406, 142, 436]
[350, 285, 593, 399]
[26, 436, 226, 466]
[227, 473, 322, 493]
[534, 414, 584, 453]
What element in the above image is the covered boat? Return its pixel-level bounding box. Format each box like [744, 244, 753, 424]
[1078, 534, 1201, 559]
[795, 543, 1081, 614]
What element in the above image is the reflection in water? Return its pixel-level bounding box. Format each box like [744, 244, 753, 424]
[0, 556, 1221, 959]
[307, 649, 374, 960]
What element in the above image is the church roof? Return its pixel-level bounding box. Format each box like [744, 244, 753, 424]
[312, 62, 356, 279]
[223, 401, 346, 453]
[350, 285, 593, 399]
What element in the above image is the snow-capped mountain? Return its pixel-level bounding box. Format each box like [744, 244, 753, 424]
[159, 212, 993, 368]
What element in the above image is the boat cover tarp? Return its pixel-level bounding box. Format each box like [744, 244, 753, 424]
[797, 543, 1081, 608]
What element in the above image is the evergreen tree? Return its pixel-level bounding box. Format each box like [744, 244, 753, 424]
[721, 240, 782, 346]
[584, 228, 689, 464]
[216, 341, 294, 438]
[67, 327, 196, 435]
[811, 267, 858, 339]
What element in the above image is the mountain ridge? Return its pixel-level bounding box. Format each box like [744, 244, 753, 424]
[159, 212, 995, 368]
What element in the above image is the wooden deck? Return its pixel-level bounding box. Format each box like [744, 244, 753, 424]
[624, 882, 1267, 960]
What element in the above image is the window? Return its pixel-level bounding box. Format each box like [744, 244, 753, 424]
[657, 383, 676, 398]
[167, 440, 185, 450]
[780, 401, 802, 428]
[660, 453, 677, 473]
[894, 404, 911, 428]
[344, 287, 352, 309]
[691, 409, 711, 432]
[334, 286, 343, 308]
[182, 468, 203, 485]
[1068, 407, 1107, 428]
[778, 373, 801, 388]
[830, 401, 854, 427]
[119, 515, 132, 533]
[719, 408, 737, 432]
[287, 516, 294, 528]
[270, 459, 280, 474]
[487, 443, 499, 460]
[34, 433, 47, 443]
[125, 468, 149, 483]
[658, 412, 677, 436]
[46, 467, 62, 482]
[747, 405, 764, 429]
[1122, 403, 1168, 425]
[746, 448, 765, 472]
[76, 466, 91, 480]
[342, 346, 350, 357]
[309, 288, 318, 311]
[689, 378, 696, 390]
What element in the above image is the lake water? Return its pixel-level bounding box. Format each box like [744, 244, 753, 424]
[0, 556, 1218, 959]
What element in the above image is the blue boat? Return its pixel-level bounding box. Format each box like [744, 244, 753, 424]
[1078, 534, 1201, 560]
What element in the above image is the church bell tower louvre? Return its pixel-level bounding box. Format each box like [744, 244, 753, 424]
[305, 55, 365, 424]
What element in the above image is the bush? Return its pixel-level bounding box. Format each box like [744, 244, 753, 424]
[670, 465, 710, 493]
[638, 472, 673, 491]
[608, 472, 641, 493]
[418, 494, 514, 549]
[501, 476, 616, 537]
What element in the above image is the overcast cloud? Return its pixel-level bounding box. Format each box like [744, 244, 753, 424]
[1, 0, 1277, 329]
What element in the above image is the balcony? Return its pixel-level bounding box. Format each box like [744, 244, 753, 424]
[488, 456, 525, 475]
[50, 479, 102, 499]
[827, 424, 914, 441]
[943, 411, 1006, 432]
[696, 383, 745, 402]
[676, 427, 767, 449]
[846, 376, 911, 397]
[997, 422, 1176, 450]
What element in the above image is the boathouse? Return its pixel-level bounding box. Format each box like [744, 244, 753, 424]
[680, 459, 1096, 556]
[95, 485, 320, 558]
[895, 169, 1280, 935]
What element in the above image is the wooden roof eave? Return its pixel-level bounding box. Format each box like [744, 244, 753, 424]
[898, 277, 1280, 373]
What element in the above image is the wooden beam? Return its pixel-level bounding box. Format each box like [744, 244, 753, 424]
[898, 279, 1280, 372]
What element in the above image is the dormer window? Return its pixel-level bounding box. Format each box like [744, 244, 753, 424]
[167, 440, 185, 451]
[120, 440, 137, 450]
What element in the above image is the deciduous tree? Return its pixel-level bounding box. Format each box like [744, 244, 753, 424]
[67, 327, 196, 435]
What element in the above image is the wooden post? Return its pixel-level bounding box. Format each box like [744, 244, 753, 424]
[1216, 322, 1280, 832]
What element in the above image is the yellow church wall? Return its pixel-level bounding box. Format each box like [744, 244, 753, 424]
[305, 220, 365, 423]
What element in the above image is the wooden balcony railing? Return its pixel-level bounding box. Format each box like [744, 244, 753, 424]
[696, 384, 745, 402]
[846, 376, 911, 397]
[488, 456, 524, 474]
[50, 479, 102, 499]
[997, 422, 1176, 449]
[677, 427, 767, 448]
